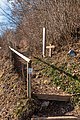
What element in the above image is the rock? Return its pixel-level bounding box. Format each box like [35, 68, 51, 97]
[41, 101, 50, 107]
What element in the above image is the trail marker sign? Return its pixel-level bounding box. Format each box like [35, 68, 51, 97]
[46, 44, 55, 57]
[28, 68, 33, 74]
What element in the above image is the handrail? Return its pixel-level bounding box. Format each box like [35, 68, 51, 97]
[9, 46, 31, 63]
[9, 46, 31, 98]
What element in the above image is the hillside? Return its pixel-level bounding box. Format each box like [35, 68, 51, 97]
[0, 0, 80, 120]
[0, 40, 80, 120]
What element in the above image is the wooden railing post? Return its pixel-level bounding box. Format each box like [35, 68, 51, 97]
[27, 61, 32, 98]
[22, 64, 25, 80]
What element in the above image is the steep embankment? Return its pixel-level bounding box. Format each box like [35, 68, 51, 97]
[0, 41, 80, 120]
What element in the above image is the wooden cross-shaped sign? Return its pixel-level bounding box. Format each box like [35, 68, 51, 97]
[46, 44, 55, 57]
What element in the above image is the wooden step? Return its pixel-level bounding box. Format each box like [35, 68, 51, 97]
[33, 93, 72, 101]
[31, 116, 79, 120]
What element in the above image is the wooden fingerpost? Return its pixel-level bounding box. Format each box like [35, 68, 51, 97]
[43, 27, 46, 57]
[46, 44, 55, 57]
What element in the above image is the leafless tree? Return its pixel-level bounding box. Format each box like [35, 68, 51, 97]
[1, 0, 80, 53]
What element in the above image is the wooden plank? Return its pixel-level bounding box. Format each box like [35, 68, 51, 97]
[31, 116, 78, 120]
[33, 93, 72, 101]
[46, 45, 55, 49]
[9, 46, 31, 63]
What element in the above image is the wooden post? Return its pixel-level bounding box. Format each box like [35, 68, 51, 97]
[46, 44, 55, 57]
[27, 62, 31, 98]
[43, 27, 46, 57]
[27, 61, 32, 98]
[22, 64, 25, 80]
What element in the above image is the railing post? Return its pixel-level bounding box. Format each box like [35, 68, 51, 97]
[27, 61, 32, 98]
[22, 64, 25, 80]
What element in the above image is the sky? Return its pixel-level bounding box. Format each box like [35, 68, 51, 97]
[0, 0, 15, 33]
[0, 0, 11, 24]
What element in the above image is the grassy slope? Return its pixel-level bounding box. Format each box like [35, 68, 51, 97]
[32, 42, 80, 106]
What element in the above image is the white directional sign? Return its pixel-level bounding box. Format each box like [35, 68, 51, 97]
[28, 68, 33, 74]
